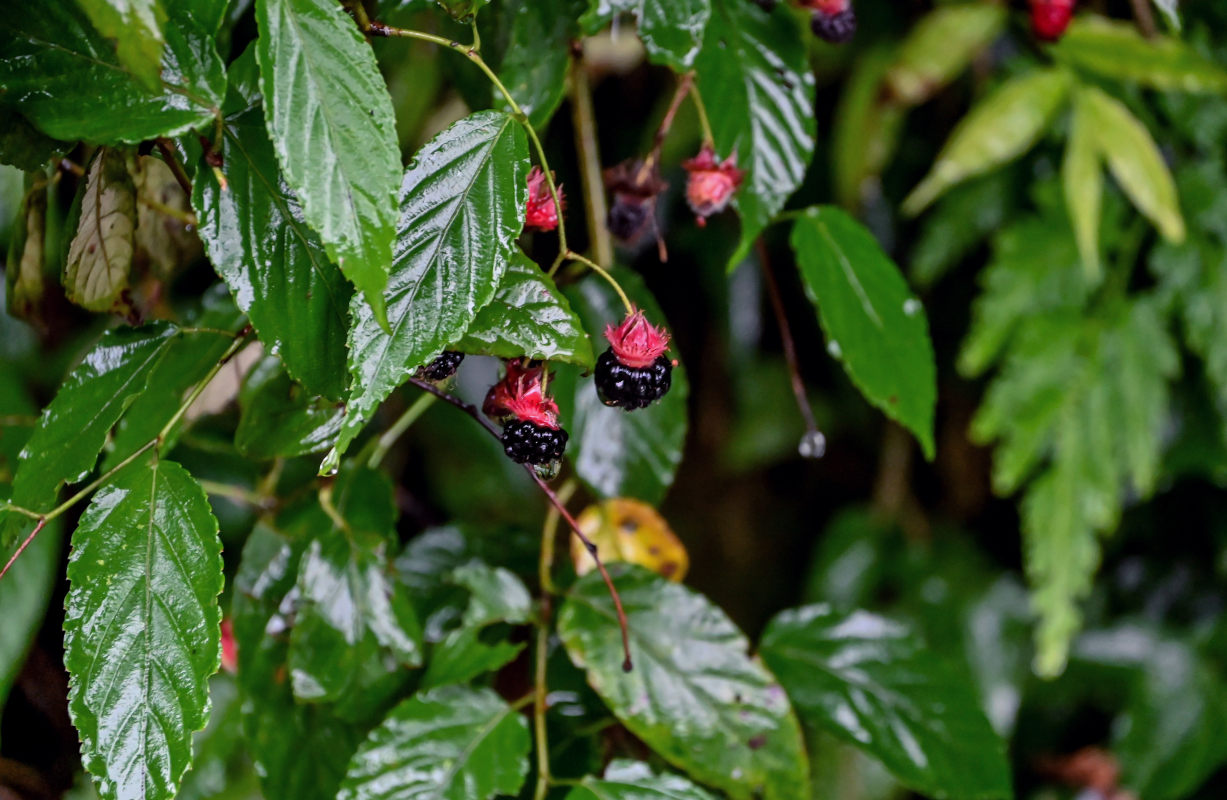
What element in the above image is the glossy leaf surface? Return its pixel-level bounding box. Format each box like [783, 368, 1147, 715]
[694, 0, 815, 264]
[791, 207, 936, 458]
[458, 251, 593, 366]
[75, 0, 167, 90]
[236, 359, 344, 459]
[65, 459, 222, 800]
[563, 761, 720, 800]
[581, 0, 710, 71]
[256, 0, 401, 325]
[760, 605, 1012, 800]
[338, 685, 531, 800]
[558, 567, 809, 800]
[329, 111, 528, 471]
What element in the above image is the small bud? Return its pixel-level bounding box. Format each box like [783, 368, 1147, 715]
[1029, 0, 1075, 41]
[603, 158, 667, 243]
[525, 166, 563, 232]
[682, 145, 744, 227]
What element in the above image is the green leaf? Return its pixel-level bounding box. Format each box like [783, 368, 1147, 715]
[1051, 16, 1227, 93]
[832, 47, 906, 211]
[64, 148, 136, 314]
[76, 0, 167, 91]
[760, 605, 1012, 800]
[0, 109, 69, 171]
[581, 0, 710, 71]
[64, 458, 223, 800]
[1076, 85, 1185, 244]
[562, 268, 688, 504]
[790, 207, 937, 458]
[0, 518, 61, 738]
[484, 0, 582, 128]
[564, 761, 721, 800]
[694, 0, 815, 265]
[885, 4, 1007, 106]
[458, 251, 594, 366]
[903, 68, 1071, 215]
[435, 0, 491, 21]
[558, 566, 809, 800]
[6, 181, 47, 324]
[327, 111, 529, 472]
[910, 171, 1016, 288]
[193, 106, 351, 400]
[255, 0, 402, 326]
[0, 2, 225, 143]
[338, 685, 531, 800]
[236, 358, 344, 459]
[1, 322, 178, 549]
[133, 155, 200, 279]
[1062, 93, 1103, 282]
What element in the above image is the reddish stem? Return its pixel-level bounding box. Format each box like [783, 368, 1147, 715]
[755, 239, 820, 435]
[0, 518, 47, 582]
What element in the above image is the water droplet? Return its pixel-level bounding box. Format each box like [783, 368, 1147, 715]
[798, 430, 826, 459]
[826, 340, 842, 359]
[903, 298, 922, 316]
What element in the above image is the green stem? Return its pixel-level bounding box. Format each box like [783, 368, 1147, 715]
[569, 55, 614, 269]
[532, 478, 575, 800]
[138, 195, 197, 227]
[197, 479, 272, 509]
[690, 79, 715, 146]
[566, 251, 634, 314]
[366, 393, 436, 468]
[158, 331, 251, 443]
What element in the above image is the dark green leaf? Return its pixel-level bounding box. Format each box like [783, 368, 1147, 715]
[0, 519, 62, 739]
[1051, 17, 1227, 93]
[328, 111, 529, 472]
[75, 0, 167, 90]
[558, 566, 809, 800]
[563, 761, 721, 800]
[255, 0, 402, 325]
[790, 207, 937, 458]
[64, 148, 136, 314]
[0, 109, 69, 171]
[458, 251, 594, 366]
[761, 605, 1012, 800]
[581, 0, 710, 71]
[435, 0, 491, 21]
[0, 2, 225, 143]
[484, 0, 581, 128]
[236, 359, 344, 459]
[64, 458, 223, 800]
[885, 5, 1006, 106]
[193, 106, 351, 399]
[338, 685, 531, 800]
[694, 0, 815, 265]
[562, 268, 688, 504]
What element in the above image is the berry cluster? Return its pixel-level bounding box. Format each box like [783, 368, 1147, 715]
[418, 350, 464, 382]
[595, 309, 674, 410]
[484, 361, 569, 468]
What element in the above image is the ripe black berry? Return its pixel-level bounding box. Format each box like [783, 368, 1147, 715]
[594, 348, 672, 410]
[502, 419, 568, 465]
[419, 351, 464, 381]
[608, 197, 651, 241]
[811, 8, 856, 43]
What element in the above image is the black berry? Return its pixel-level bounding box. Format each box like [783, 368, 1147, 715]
[419, 351, 464, 381]
[608, 197, 651, 241]
[502, 419, 568, 465]
[811, 8, 856, 43]
[594, 348, 672, 410]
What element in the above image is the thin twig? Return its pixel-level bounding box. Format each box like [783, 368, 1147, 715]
[197, 479, 274, 509]
[566, 251, 634, 314]
[407, 378, 634, 671]
[137, 195, 197, 227]
[532, 479, 571, 800]
[638, 73, 694, 182]
[569, 50, 614, 268]
[366, 392, 436, 468]
[755, 239, 819, 435]
[1128, 0, 1158, 38]
[0, 518, 46, 581]
[154, 139, 193, 197]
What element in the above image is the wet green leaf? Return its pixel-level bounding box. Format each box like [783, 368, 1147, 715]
[0, 109, 68, 172]
[236, 359, 344, 459]
[339, 685, 531, 800]
[458, 251, 594, 367]
[76, 0, 167, 91]
[256, 0, 402, 326]
[564, 761, 720, 800]
[790, 207, 936, 459]
[581, 0, 710, 71]
[1051, 17, 1227, 93]
[903, 68, 1071, 215]
[65, 458, 222, 800]
[329, 111, 528, 472]
[761, 605, 1012, 800]
[559, 566, 809, 800]
[485, 0, 582, 128]
[64, 148, 136, 314]
[885, 4, 1006, 106]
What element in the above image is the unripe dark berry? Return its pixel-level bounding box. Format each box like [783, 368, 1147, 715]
[502, 419, 568, 465]
[595, 349, 673, 410]
[419, 351, 464, 381]
[608, 195, 652, 241]
[811, 7, 856, 43]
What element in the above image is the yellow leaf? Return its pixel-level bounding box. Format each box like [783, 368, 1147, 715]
[572, 499, 688, 582]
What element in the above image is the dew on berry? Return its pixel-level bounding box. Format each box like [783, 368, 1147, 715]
[798, 430, 827, 460]
[826, 340, 842, 359]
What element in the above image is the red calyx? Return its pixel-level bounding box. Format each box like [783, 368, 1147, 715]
[799, 0, 849, 13]
[483, 361, 561, 429]
[682, 145, 744, 227]
[525, 166, 563, 232]
[1029, 0, 1074, 41]
[604, 308, 671, 369]
[221, 618, 238, 673]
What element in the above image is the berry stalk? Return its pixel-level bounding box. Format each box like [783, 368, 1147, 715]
[565, 250, 635, 315]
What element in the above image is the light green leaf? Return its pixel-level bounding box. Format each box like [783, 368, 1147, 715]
[885, 4, 1007, 106]
[76, 0, 167, 90]
[338, 685, 531, 800]
[327, 111, 528, 473]
[581, 0, 710, 71]
[65, 458, 222, 800]
[193, 106, 351, 400]
[790, 207, 936, 458]
[761, 605, 1012, 800]
[1051, 16, 1227, 93]
[558, 567, 810, 800]
[1062, 93, 1103, 282]
[1077, 84, 1185, 243]
[458, 251, 594, 367]
[694, 0, 815, 266]
[64, 148, 136, 314]
[6, 181, 47, 323]
[903, 68, 1071, 215]
[255, 0, 402, 326]
[832, 47, 906, 211]
[563, 761, 721, 800]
